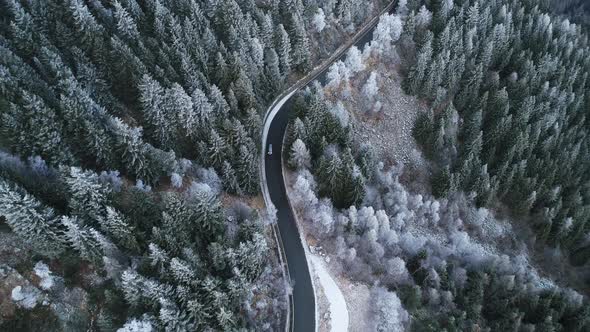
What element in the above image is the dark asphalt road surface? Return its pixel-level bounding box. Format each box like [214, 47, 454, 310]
[264, 3, 396, 331]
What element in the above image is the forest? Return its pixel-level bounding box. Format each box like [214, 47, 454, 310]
[285, 0, 590, 330]
[0, 0, 589, 331]
[0, 0, 387, 330]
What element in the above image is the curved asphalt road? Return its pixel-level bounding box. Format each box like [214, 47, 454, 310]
[262, 3, 396, 331]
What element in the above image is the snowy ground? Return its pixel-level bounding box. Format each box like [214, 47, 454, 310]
[309, 254, 349, 332]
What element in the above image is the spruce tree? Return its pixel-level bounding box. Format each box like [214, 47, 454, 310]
[290, 14, 311, 72]
[289, 139, 311, 169]
[62, 215, 106, 265]
[113, 0, 140, 41]
[3, 91, 73, 165]
[221, 161, 242, 195]
[236, 145, 259, 195]
[64, 166, 109, 225]
[276, 24, 292, 77]
[207, 129, 228, 169]
[138, 74, 173, 148]
[103, 206, 139, 252]
[0, 179, 66, 257]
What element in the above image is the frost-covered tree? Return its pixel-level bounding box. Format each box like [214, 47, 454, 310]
[236, 145, 259, 195]
[190, 88, 214, 134]
[289, 139, 311, 169]
[289, 14, 311, 71]
[166, 83, 194, 138]
[291, 171, 318, 210]
[312, 8, 327, 32]
[372, 287, 409, 332]
[264, 48, 283, 95]
[2, 91, 73, 165]
[345, 46, 364, 73]
[362, 72, 380, 106]
[0, 179, 66, 257]
[62, 215, 108, 264]
[138, 74, 174, 148]
[416, 5, 433, 28]
[221, 161, 241, 195]
[117, 318, 153, 332]
[103, 206, 139, 251]
[113, 0, 139, 40]
[64, 166, 109, 225]
[371, 14, 403, 56]
[275, 24, 292, 76]
[170, 173, 183, 189]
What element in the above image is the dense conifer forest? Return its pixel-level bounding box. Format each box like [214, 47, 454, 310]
[0, 0, 589, 330]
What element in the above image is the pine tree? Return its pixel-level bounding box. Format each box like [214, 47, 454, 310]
[189, 186, 225, 240]
[276, 24, 292, 76]
[286, 117, 308, 149]
[236, 145, 259, 195]
[138, 74, 174, 148]
[148, 242, 170, 275]
[111, 118, 155, 183]
[120, 269, 145, 307]
[208, 85, 230, 119]
[214, 52, 230, 88]
[233, 232, 268, 280]
[68, 0, 105, 47]
[289, 13, 311, 71]
[340, 148, 365, 207]
[166, 83, 194, 139]
[102, 206, 139, 251]
[221, 161, 241, 195]
[357, 144, 377, 181]
[207, 129, 228, 169]
[288, 139, 311, 169]
[263, 48, 282, 96]
[407, 32, 433, 94]
[169, 257, 196, 286]
[191, 87, 214, 134]
[335, 0, 353, 23]
[64, 166, 109, 225]
[245, 108, 262, 141]
[62, 215, 106, 265]
[0, 179, 66, 257]
[113, 0, 140, 40]
[3, 91, 73, 165]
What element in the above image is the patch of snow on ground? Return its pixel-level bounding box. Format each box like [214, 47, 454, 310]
[310, 254, 349, 332]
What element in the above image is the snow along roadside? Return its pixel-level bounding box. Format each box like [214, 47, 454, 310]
[310, 255, 349, 332]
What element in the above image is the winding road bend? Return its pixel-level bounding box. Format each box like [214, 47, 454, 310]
[261, 2, 396, 331]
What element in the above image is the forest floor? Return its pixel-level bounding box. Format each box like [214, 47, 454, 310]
[346, 61, 426, 167]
